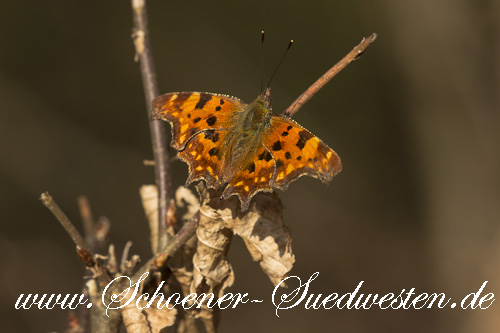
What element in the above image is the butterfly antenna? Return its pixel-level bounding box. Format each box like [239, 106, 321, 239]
[260, 31, 265, 93]
[266, 39, 293, 88]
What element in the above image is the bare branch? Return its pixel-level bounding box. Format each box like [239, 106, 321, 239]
[120, 241, 134, 273]
[41, 192, 94, 266]
[284, 33, 377, 117]
[95, 216, 111, 250]
[107, 244, 119, 274]
[130, 0, 173, 254]
[77, 196, 94, 247]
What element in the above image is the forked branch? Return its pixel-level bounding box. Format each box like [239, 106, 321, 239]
[41, 192, 95, 267]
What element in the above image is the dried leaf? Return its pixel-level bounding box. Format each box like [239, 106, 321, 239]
[176, 186, 201, 222]
[197, 309, 218, 333]
[143, 305, 177, 333]
[140, 185, 159, 254]
[169, 261, 195, 297]
[191, 206, 234, 297]
[196, 183, 294, 287]
[121, 301, 150, 333]
[176, 315, 199, 333]
[232, 194, 294, 286]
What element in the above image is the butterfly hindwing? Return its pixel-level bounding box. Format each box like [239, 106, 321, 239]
[152, 92, 245, 150]
[177, 129, 225, 189]
[221, 145, 276, 211]
[263, 115, 342, 191]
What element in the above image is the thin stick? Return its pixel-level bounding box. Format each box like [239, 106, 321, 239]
[120, 241, 134, 273]
[130, 0, 173, 254]
[41, 192, 92, 257]
[77, 196, 95, 249]
[131, 211, 200, 285]
[284, 33, 377, 118]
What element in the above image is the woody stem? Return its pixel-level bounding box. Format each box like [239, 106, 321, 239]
[130, 0, 173, 254]
[41, 192, 90, 254]
[284, 33, 377, 118]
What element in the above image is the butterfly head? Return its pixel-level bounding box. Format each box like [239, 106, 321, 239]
[259, 87, 272, 112]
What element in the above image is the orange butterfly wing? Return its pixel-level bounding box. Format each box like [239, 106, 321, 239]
[152, 92, 342, 211]
[152, 92, 244, 150]
[152, 92, 245, 188]
[262, 115, 342, 191]
[222, 114, 342, 211]
[221, 145, 276, 211]
[177, 128, 225, 188]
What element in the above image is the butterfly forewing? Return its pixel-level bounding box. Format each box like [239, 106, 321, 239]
[152, 92, 245, 150]
[263, 115, 342, 191]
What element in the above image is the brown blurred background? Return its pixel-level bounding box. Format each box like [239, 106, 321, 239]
[1, 0, 499, 332]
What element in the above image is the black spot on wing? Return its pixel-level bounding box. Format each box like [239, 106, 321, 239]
[206, 115, 217, 126]
[272, 140, 282, 151]
[276, 160, 284, 169]
[281, 131, 289, 136]
[247, 162, 256, 173]
[208, 147, 218, 157]
[285, 152, 291, 159]
[220, 99, 225, 105]
[215, 106, 222, 111]
[287, 125, 293, 131]
[195, 93, 212, 109]
[296, 156, 302, 161]
[257, 150, 272, 162]
[204, 130, 215, 141]
[193, 117, 201, 123]
[296, 130, 312, 150]
[204, 130, 220, 143]
[175, 93, 192, 105]
[187, 113, 191, 118]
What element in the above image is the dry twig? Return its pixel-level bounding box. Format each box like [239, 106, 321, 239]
[131, 0, 173, 253]
[41, 192, 123, 332]
[77, 196, 95, 247]
[284, 33, 377, 117]
[41, 192, 95, 267]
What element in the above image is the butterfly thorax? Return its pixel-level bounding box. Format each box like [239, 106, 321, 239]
[218, 93, 272, 183]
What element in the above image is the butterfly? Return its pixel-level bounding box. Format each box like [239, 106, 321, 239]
[151, 87, 342, 211]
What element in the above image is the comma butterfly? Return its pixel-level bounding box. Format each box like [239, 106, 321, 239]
[152, 88, 342, 211]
